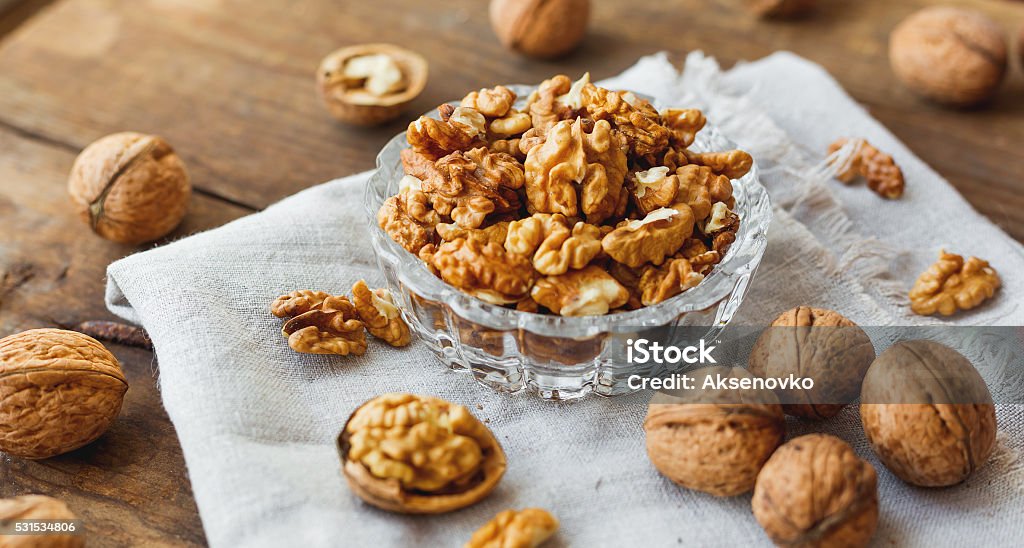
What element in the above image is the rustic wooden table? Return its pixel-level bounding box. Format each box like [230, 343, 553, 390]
[0, 0, 1021, 545]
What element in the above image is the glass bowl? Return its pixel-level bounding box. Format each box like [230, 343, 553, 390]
[363, 85, 772, 400]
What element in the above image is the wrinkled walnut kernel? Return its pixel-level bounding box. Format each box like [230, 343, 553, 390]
[271, 290, 333, 318]
[602, 205, 695, 268]
[431, 238, 536, 305]
[466, 508, 559, 548]
[282, 298, 367, 356]
[506, 213, 603, 276]
[828, 138, 905, 199]
[909, 250, 1000, 316]
[340, 393, 506, 514]
[531, 265, 629, 316]
[352, 280, 412, 347]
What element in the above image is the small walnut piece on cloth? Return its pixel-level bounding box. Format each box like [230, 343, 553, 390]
[431, 238, 536, 305]
[752, 434, 878, 548]
[909, 249, 1000, 316]
[827, 138, 905, 199]
[271, 290, 333, 318]
[338, 393, 506, 514]
[465, 508, 559, 548]
[861, 340, 996, 487]
[0, 328, 128, 459]
[317, 43, 428, 126]
[352, 280, 412, 347]
[645, 366, 785, 497]
[531, 265, 629, 316]
[68, 132, 191, 245]
[890, 7, 1007, 107]
[281, 297, 367, 356]
[0, 495, 83, 548]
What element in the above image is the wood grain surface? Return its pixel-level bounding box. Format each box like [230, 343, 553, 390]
[0, 0, 1021, 545]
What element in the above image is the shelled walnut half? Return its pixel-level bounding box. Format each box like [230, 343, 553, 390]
[318, 43, 428, 126]
[338, 393, 506, 514]
[909, 250, 1000, 316]
[466, 508, 559, 548]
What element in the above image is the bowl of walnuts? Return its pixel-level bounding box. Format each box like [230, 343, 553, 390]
[365, 74, 771, 399]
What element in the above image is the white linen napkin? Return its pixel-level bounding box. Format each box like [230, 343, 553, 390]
[106, 52, 1024, 547]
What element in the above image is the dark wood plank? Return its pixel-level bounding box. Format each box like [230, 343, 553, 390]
[0, 127, 251, 546]
[0, 0, 1019, 235]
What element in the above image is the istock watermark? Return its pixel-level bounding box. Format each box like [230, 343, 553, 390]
[625, 338, 717, 365]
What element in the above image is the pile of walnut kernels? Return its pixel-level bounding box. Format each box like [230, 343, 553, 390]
[377, 73, 753, 316]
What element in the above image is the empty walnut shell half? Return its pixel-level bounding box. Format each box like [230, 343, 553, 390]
[749, 306, 875, 420]
[0, 495, 83, 548]
[68, 132, 191, 245]
[860, 340, 996, 487]
[644, 366, 785, 497]
[317, 43, 428, 126]
[753, 434, 878, 548]
[0, 328, 128, 459]
[337, 393, 506, 514]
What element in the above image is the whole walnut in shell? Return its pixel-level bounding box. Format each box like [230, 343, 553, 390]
[644, 366, 785, 497]
[68, 132, 191, 245]
[860, 340, 996, 487]
[0, 495, 83, 548]
[489, 0, 590, 59]
[752, 434, 878, 548]
[0, 328, 128, 459]
[890, 7, 1008, 106]
[749, 306, 875, 420]
[337, 393, 506, 514]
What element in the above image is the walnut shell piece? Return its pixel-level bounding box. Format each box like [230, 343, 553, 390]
[752, 434, 878, 548]
[909, 249, 1000, 316]
[338, 393, 506, 514]
[644, 366, 785, 497]
[317, 43, 428, 126]
[351, 280, 412, 347]
[889, 7, 1007, 107]
[466, 508, 559, 548]
[748, 306, 875, 419]
[0, 495, 83, 548]
[860, 340, 996, 487]
[0, 328, 128, 459]
[489, 0, 590, 59]
[67, 132, 190, 245]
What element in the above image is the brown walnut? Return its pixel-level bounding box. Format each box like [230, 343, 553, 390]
[0, 495, 83, 548]
[67, 132, 190, 245]
[0, 328, 128, 459]
[317, 43, 428, 126]
[338, 393, 506, 514]
[489, 0, 590, 59]
[752, 434, 878, 548]
[644, 366, 785, 497]
[890, 7, 1007, 106]
[860, 340, 996, 487]
[748, 306, 875, 420]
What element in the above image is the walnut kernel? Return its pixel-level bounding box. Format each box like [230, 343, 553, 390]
[909, 250, 1000, 316]
[466, 508, 559, 548]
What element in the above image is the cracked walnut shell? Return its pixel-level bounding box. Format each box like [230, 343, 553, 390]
[466, 508, 559, 548]
[68, 132, 190, 245]
[352, 280, 411, 347]
[0, 328, 128, 459]
[0, 495, 83, 548]
[338, 393, 506, 514]
[531, 265, 629, 316]
[749, 306, 875, 419]
[431, 238, 536, 305]
[282, 297, 367, 355]
[644, 366, 785, 497]
[752, 434, 878, 548]
[317, 43, 428, 126]
[860, 340, 996, 487]
[909, 250, 1000, 316]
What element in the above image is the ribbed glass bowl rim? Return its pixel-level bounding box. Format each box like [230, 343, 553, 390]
[363, 84, 772, 338]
